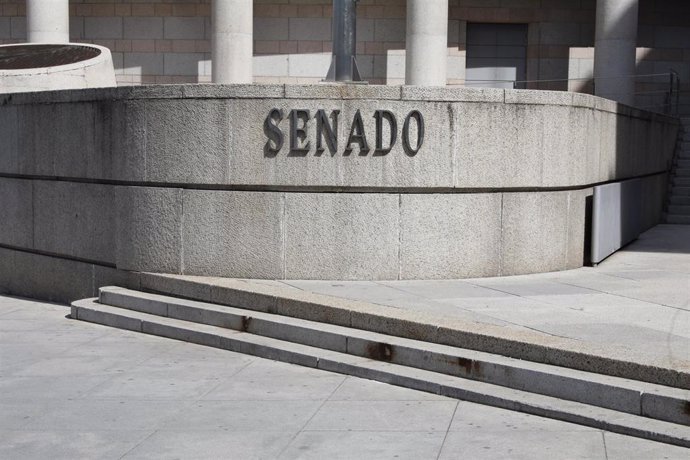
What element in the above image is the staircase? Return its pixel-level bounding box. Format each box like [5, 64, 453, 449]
[72, 286, 690, 448]
[665, 117, 690, 224]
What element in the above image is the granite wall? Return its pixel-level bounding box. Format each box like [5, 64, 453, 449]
[0, 84, 678, 301]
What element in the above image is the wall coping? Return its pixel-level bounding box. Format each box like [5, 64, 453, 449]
[0, 83, 679, 124]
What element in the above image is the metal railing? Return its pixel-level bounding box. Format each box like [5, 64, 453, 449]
[464, 71, 684, 116]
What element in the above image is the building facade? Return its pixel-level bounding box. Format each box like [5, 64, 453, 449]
[0, 0, 688, 112]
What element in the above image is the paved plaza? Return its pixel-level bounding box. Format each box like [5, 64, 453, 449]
[1, 290, 689, 459]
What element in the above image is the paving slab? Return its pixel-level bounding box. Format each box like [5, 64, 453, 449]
[279, 431, 447, 460]
[438, 430, 608, 460]
[121, 431, 297, 460]
[0, 430, 152, 460]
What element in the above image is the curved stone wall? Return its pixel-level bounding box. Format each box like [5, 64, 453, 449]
[0, 43, 116, 93]
[0, 85, 678, 280]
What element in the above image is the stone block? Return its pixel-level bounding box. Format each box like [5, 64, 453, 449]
[540, 105, 591, 187]
[276, 295, 352, 328]
[124, 52, 164, 76]
[93, 266, 142, 292]
[288, 18, 331, 41]
[358, 19, 375, 42]
[138, 99, 230, 183]
[7, 250, 95, 303]
[419, 83, 505, 101]
[78, 307, 143, 332]
[0, 105, 18, 174]
[254, 55, 290, 77]
[374, 19, 406, 42]
[641, 391, 690, 426]
[539, 22, 580, 45]
[84, 17, 123, 39]
[254, 18, 289, 41]
[0, 247, 14, 295]
[504, 89, 573, 106]
[140, 273, 212, 302]
[210, 283, 277, 314]
[501, 191, 569, 275]
[50, 101, 111, 180]
[124, 17, 164, 40]
[287, 53, 330, 77]
[16, 102, 106, 177]
[0, 17, 10, 39]
[654, 25, 690, 48]
[0, 178, 33, 248]
[565, 189, 590, 269]
[284, 84, 401, 100]
[639, 174, 666, 231]
[180, 84, 285, 99]
[33, 181, 116, 264]
[237, 338, 320, 368]
[100, 288, 169, 316]
[454, 102, 544, 188]
[110, 100, 147, 182]
[284, 193, 399, 280]
[69, 17, 84, 40]
[374, 53, 406, 80]
[142, 321, 222, 348]
[181, 190, 284, 278]
[349, 311, 440, 344]
[400, 194, 502, 279]
[249, 317, 348, 353]
[163, 17, 204, 40]
[167, 302, 245, 330]
[163, 53, 205, 76]
[447, 56, 466, 82]
[9, 17, 25, 40]
[598, 110, 618, 181]
[115, 187, 183, 274]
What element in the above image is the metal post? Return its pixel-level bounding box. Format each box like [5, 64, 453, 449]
[325, 0, 363, 82]
[669, 71, 674, 114]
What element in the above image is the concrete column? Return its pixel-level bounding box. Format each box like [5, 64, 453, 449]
[405, 0, 448, 86]
[593, 0, 639, 106]
[212, 0, 253, 84]
[27, 0, 69, 43]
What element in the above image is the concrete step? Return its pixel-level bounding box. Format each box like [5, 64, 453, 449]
[85, 287, 690, 427]
[672, 168, 690, 177]
[665, 214, 690, 225]
[672, 177, 690, 187]
[669, 196, 690, 205]
[134, 274, 690, 391]
[668, 205, 690, 215]
[71, 297, 690, 449]
[671, 186, 690, 196]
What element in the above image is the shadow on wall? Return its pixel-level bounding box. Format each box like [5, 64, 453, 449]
[612, 1, 678, 261]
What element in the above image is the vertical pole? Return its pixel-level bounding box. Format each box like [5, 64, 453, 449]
[212, 0, 253, 84]
[326, 0, 362, 82]
[27, 0, 69, 43]
[405, 0, 448, 86]
[593, 0, 639, 105]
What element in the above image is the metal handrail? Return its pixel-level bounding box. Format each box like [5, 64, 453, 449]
[463, 72, 683, 115]
[511, 72, 675, 86]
